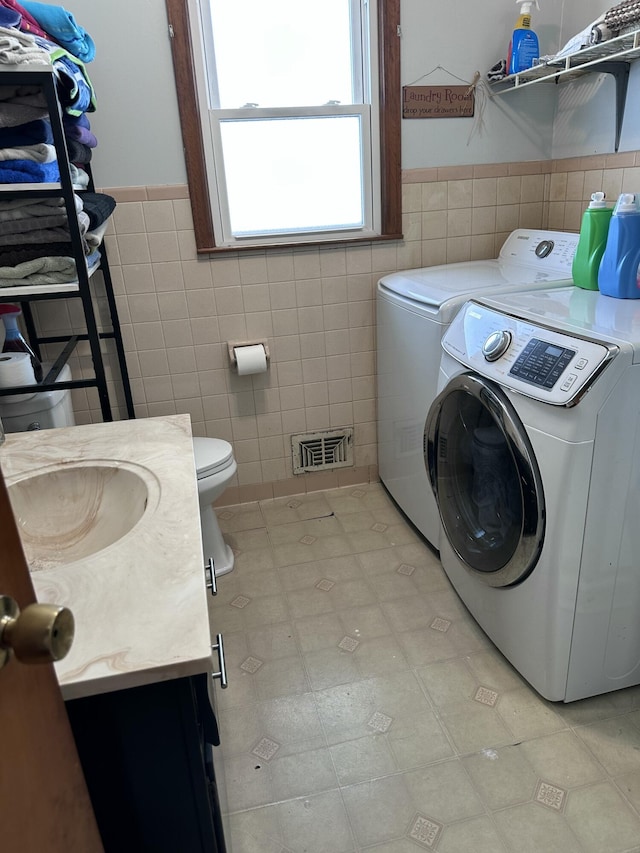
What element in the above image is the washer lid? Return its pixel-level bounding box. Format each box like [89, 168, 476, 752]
[193, 436, 234, 478]
[379, 260, 507, 308]
[377, 229, 578, 316]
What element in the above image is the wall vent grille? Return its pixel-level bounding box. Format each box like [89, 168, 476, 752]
[291, 428, 354, 474]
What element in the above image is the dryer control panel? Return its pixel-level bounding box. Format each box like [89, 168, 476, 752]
[442, 301, 616, 405]
[509, 339, 576, 389]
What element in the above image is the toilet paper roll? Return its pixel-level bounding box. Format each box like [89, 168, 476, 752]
[0, 351, 37, 402]
[234, 343, 268, 376]
[0, 351, 36, 387]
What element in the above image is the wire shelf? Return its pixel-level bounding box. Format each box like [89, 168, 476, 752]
[488, 28, 640, 94]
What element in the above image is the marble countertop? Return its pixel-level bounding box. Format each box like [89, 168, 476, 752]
[1, 414, 213, 701]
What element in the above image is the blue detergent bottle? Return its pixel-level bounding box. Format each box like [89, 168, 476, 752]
[598, 193, 640, 299]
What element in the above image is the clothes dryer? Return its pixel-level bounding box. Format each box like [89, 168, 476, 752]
[426, 287, 640, 701]
[377, 229, 578, 549]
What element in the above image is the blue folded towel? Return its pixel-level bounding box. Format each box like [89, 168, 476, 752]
[0, 118, 53, 147]
[0, 7, 21, 27]
[20, 1, 95, 63]
[0, 158, 60, 183]
[52, 51, 94, 114]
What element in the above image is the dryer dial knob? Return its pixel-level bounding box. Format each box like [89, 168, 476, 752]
[482, 330, 512, 361]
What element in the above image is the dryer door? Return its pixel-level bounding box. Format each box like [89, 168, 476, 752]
[425, 372, 545, 587]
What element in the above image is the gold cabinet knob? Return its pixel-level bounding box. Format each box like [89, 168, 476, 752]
[0, 594, 74, 669]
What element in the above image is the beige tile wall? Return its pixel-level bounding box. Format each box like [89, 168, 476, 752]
[37, 150, 640, 504]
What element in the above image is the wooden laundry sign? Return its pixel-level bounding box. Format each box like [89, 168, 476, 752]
[402, 85, 474, 118]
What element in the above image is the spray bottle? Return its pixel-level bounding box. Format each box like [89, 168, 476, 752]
[0, 304, 43, 382]
[507, 0, 540, 75]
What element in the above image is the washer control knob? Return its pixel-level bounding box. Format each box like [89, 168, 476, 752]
[535, 239, 554, 258]
[482, 330, 512, 361]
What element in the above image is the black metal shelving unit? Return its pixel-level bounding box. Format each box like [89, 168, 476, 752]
[0, 66, 134, 422]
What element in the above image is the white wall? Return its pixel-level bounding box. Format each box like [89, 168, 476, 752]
[551, 0, 640, 157]
[400, 0, 561, 168]
[552, 65, 640, 158]
[40, 0, 187, 187]
[38, 0, 640, 187]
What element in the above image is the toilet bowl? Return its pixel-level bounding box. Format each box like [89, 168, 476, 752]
[192, 436, 237, 577]
[0, 363, 75, 431]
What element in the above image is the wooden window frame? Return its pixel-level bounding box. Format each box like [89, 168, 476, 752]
[165, 0, 401, 254]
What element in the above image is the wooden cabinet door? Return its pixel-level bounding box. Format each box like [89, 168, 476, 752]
[0, 466, 103, 852]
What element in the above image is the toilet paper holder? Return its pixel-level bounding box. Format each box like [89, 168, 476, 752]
[227, 340, 270, 371]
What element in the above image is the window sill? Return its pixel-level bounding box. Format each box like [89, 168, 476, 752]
[196, 231, 404, 255]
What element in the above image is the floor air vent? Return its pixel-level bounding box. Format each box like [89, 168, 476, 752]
[291, 428, 354, 474]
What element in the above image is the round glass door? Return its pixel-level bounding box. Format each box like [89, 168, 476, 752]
[425, 372, 545, 587]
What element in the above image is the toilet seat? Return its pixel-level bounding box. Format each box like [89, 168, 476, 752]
[193, 437, 234, 479]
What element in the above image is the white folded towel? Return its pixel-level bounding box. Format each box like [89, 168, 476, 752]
[0, 143, 57, 163]
[0, 27, 51, 66]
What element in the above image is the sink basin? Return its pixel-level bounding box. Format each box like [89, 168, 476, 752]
[8, 461, 158, 570]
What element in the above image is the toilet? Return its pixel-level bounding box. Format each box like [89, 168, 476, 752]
[0, 363, 75, 432]
[192, 436, 237, 577]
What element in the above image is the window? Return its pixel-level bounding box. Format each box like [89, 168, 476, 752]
[166, 0, 400, 253]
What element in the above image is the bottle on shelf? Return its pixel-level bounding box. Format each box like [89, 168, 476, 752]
[598, 193, 640, 299]
[572, 192, 613, 291]
[0, 304, 43, 383]
[507, 0, 540, 75]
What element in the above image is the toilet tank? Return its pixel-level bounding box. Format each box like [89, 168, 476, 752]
[0, 363, 76, 432]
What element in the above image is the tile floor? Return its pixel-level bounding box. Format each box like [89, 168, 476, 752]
[208, 482, 640, 853]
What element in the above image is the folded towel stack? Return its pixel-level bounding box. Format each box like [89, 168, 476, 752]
[0, 2, 99, 187]
[0, 191, 115, 286]
[0, 20, 48, 64]
[0, 0, 49, 39]
[0, 3, 114, 288]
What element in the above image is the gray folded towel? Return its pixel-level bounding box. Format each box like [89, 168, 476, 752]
[0, 252, 100, 287]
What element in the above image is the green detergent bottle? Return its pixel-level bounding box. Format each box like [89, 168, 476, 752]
[572, 192, 613, 290]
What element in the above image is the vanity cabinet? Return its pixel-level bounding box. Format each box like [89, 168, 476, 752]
[65, 673, 227, 853]
[3, 417, 223, 850]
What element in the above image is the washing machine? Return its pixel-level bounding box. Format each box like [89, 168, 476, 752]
[377, 228, 579, 550]
[425, 285, 640, 702]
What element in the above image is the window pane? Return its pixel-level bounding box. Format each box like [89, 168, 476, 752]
[219, 115, 364, 236]
[208, 0, 356, 108]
